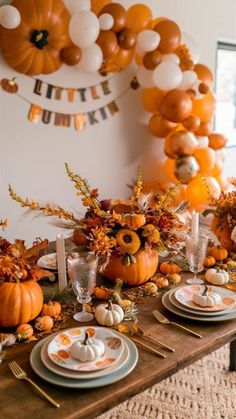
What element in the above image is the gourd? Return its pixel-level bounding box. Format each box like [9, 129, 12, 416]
[0, 0, 70, 75]
[167, 273, 181, 284]
[41, 301, 62, 318]
[160, 261, 180, 274]
[116, 229, 141, 254]
[193, 286, 222, 307]
[95, 301, 124, 326]
[151, 276, 169, 288]
[208, 245, 228, 261]
[203, 256, 216, 268]
[205, 268, 229, 285]
[35, 315, 54, 331]
[123, 214, 146, 230]
[93, 286, 110, 300]
[0, 280, 43, 328]
[16, 323, 34, 341]
[70, 332, 105, 361]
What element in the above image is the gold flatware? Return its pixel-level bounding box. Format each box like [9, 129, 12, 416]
[134, 324, 175, 352]
[152, 310, 202, 339]
[131, 336, 166, 358]
[9, 361, 60, 408]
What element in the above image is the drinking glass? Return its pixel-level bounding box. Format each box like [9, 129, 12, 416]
[185, 233, 209, 285]
[67, 252, 98, 322]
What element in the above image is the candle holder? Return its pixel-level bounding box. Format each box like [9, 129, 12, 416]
[185, 233, 209, 285]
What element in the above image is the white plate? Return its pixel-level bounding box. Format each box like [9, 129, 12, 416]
[37, 253, 57, 270]
[47, 327, 124, 372]
[41, 334, 129, 379]
[175, 285, 236, 312]
[30, 331, 138, 388]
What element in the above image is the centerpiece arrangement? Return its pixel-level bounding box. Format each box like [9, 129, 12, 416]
[9, 164, 187, 286]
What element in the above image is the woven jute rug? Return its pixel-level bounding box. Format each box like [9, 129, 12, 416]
[97, 345, 236, 419]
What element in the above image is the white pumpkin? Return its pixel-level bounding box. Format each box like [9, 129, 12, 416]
[70, 332, 105, 361]
[193, 291, 222, 307]
[95, 301, 124, 326]
[205, 268, 229, 285]
[231, 226, 236, 243]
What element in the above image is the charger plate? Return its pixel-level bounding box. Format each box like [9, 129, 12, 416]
[30, 331, 138, 388]
[162, 290, 236, 322]
[41, 334, 129, 379]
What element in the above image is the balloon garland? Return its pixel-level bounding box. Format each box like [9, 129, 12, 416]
[0, 0, 227, 210]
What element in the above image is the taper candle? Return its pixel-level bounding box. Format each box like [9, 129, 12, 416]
[56, 234, 67, 293]
[191, 211, 199, 238]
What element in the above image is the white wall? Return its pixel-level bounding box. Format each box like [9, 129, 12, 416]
[1, 0, 236, 244]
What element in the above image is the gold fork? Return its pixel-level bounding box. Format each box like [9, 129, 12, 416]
[152, 310, 202, 339]
[9, 361, 60, 408]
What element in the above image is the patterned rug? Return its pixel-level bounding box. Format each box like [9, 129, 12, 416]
[98, 345, 236, 419]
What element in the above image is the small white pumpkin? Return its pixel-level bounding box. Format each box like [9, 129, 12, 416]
[95, 301, 124, 326]
[193, 286, 222, 307]
[231, 226, 236, 243]
[205, 268, 229, 285]
[70, 332, 105, 361]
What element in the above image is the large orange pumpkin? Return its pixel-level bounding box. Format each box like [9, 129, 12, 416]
[0, 280, 43, 327]
[0, 0, 70, 75]
[211, 216, 236, 252]
[103, 248, 158, 286]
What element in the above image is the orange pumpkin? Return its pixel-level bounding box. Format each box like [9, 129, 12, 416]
[42, 301, 61, 318]
[0, 280, 43, 328]
[93, 286, 110, 300]
[160, 261, 180, 274]
[0, 0, 70, 75]
[123, 214, 146, 230]
[103, 248, 158, 286]
[203, 255, 216, 267]
[208, 245, 228, 261]
[211, 216, 236, 252]
[16, 323, 34, 341]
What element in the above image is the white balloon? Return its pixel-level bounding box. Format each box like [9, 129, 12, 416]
[79, 43, 103, 73]
[161, 53, 180, 65]
[64, 0, 91, 14]
[136, 30, 160, 52]
[178, 70, 198, 90]
[136, 66, 155, 88]
[0, 5, 21, 29]
[69, 11, 99, 48]
[197, 136, 209, 148]
[181, 32, 200, 64]
[99, 13, 114, 30]
[153, 61, 182, 90]
[215, 148, 226, 161]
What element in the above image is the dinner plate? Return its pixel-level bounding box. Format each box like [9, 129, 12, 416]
[47, 327, 124, 372]
[168, 288, 236, 317]
[37, 253, 57, 270]
[175, 284, 236, 312]
[41, 334, 129, 379]
[30, 331, 138, 388]
[162, 290, 236, 322]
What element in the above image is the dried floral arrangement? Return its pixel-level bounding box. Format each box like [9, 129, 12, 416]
[206, 179, 236, 230]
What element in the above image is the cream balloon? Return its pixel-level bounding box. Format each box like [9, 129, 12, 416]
[178, 70, 197, 90]
[137, 66, 155, 88]
[79, 43, 103, 73]
[161, 53, 180, 65]
[69, 11, 100, 48]
[0, 5, 21, 29]
[215, 148, 226, 161]
[197, 136, 209, 148]
[98, 13, 114, 30]
[136, 30, 160, 52]
[153, 61, 182, 90]
[64, 0, 91, 14]
[181, 32, 200, 64]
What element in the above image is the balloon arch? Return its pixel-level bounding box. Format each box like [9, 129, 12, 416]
[0, 0, 227, 210]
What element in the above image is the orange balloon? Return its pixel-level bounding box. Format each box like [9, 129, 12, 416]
[209, 158, 224, 176]
[194, 64, 213, 87]
[160, 90, 192, 123]
[182, 115, 201, 132]
[91, 0, 111, 15]
[192, 90, 216, 122]
[148, 114, 176, 138]
[208, 133, 227, 150]
[142, 87, 165, 113]
[99, 3, 127, 33]
[135, 53, 143, 65]
[143, 50, 162, 70]
[172, 184, 187, 206]
[194, 119, 213, 136]
[126, 4, 153, 33]
[215, 174, 229, 191]
[152, 17, 167, 29]
[194, 147, 216, 172]
[96, 31, 118, 59]
[106, 47, 134, 71]
[164, 158, 178, 183]
[186, 176, 221, 211]
[154, 19, 181, 53]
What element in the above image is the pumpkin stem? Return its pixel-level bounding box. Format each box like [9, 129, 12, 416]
[108, 300, 113, 311]
[202, 285, 208, 296]
[30, 30, 49, 50]
[83, 332, 91, 345]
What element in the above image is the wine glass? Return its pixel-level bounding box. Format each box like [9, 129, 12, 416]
[185, 233, 209, 285]
[67, 251, 98, 322]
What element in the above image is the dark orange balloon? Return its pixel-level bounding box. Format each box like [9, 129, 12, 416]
[142, 87, 165, 113]
[208, 133, 227, 150]
[183, 115, 201, 132]
[160, 90, 192, 123]
[107, 47, 134, 71]
[91, 0, 111, 15]
[148, 114, 176, 138]
[118, 28, 136, 50]
[154, 19, 181, 53]
[96, 31, 118, 59]
[195, 120, 213, 136]
[152, 17, 167, 29]
[61, 45, 81, 66]
[194, 64, 213, 87]
[99, 3, 127, 33]
[126, 4, 153, 33]
[143, 50, 162, 70]
[192, 91, 216, 122]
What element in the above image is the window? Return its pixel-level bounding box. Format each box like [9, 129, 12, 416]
[215, 42, 236, 148]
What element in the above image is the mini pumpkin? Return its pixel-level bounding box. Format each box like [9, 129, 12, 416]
[0, 78, 19, 93]
[205, 268, 229, 285]
[16, 323, 34, 341]
[203, 255, 216, 268]
[116, 229, 141, 255]
[141, 282, 158, 294]
[193, 286, 222, 307]
[160, 261, 180, 275]
[95, 301, 124, 326]
[70, 332, 105, 361]
[41, 301, 61, 318]
[208, 245, 228, 261]
[142, 224, 160, 244]
[123, 213, 146, 230]
[93, 286, 110, 300]
[35, 315, 54, 331]
[152, 276, 169, 288]
[167, 273, 181, 284]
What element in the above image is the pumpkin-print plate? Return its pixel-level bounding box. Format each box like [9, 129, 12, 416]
[47, 327, 124, 372]
[175, 285, 236, 312]
[37, 253, 57, 270]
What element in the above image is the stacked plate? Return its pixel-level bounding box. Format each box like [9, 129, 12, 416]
[162, 284, 236, 322]
[30, 326, 138, 388]
[37, 253, 57, 271]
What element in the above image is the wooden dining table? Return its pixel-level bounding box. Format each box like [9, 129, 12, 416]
[1, 290, 236, 419]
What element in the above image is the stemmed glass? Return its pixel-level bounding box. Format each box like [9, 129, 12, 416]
[185, 233, 209, 285]
[67, 251, 98, 322]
